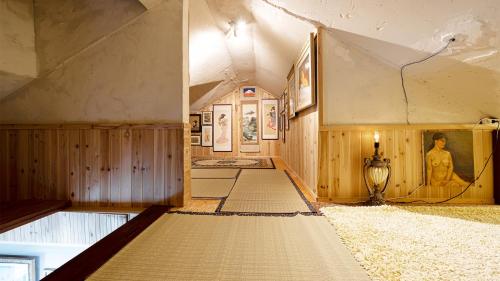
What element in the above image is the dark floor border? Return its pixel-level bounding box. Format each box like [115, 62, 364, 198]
[43, 205, 169, 281]
[191, 157, 276, 169]
[172, 210, 320, 217]
[283, 170, 317, 213]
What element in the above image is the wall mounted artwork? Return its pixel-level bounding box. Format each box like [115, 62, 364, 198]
[201, 111, 212, 125]
[0, 256, 36, 281]
[241, 101, 259, 145]
[287, 65, 297, 119]
[213, 104, 233, 152]
[202, 126, 213, 147]
[191, 135, 201, 146]
[422, 130, 474, 189]
[261, 99, 278, 140]
[240, 86, 257, 99]
[189, 114, 201, 133]
[295, 33, 316, 112]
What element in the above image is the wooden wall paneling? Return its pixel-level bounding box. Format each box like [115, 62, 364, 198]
[120, 129, 132, 207]
[99, 130, 110, 207]
[192, 87, 280, 158]
[109, 129, 121, 206]
[131, 130, 143, 207]
[153, 129, 165, 204]
[0, 130, 8, 201]
[57, 130, 69, 200]
[68, 130, 80, 203]
[16, 130, 30, 200]
[318, 126, 495, 203]
[0, 124, 186, 207]
[141, 129, 155, 204]
[183, 125, 191, 203]
[8, 130, 18, 200]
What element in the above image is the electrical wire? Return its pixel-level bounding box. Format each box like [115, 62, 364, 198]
[400, 38, 455, 125]
[387, 121, 499, 204]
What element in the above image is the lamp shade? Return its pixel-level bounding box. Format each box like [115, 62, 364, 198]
[367, 166, 389, 186]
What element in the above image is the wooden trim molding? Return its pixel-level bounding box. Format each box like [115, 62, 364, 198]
[43, 205, 169, 281]
[0, 200, 71, 234]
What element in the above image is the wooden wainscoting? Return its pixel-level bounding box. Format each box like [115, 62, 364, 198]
[0, 124, 188, 207]
[280, 106, 319, 196]
[318, 125, 495, 204]
[191, 86, 280, 158]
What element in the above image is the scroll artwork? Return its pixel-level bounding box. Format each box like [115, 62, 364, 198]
[202, 126, 213, 147]
[423, 130, 474, 190]
[261, 99, 278, 140]
[213, 104, 232, 152]
[241, 101, 259, 145]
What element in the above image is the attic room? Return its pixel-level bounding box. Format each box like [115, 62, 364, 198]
[0, 0, 499, 280]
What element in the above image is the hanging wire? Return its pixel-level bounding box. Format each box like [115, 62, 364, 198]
[400, 38, 455, 125]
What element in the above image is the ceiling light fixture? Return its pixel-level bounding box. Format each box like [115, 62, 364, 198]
[228, 20, 247, 37]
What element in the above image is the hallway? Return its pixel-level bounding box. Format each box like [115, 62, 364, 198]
[86, 160, 369, 280]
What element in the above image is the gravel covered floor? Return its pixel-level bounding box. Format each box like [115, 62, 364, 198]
[321, 205, 500, 281]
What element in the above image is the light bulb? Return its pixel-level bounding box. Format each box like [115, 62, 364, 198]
[374, 131, 380, 143]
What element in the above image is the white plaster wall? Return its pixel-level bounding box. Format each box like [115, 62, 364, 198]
[322, 30, 407, 124]
[322, 29, 500, 124]
[34, 0, 145, 74]
[0, 0, 36, 77]
[0, 0, 36, 98]
[0, 0, 187, 124]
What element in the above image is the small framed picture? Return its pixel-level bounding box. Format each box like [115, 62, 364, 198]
[240, 86, 257, 99]
[201, 126, 213, 147]
[0, 256, 36, 281]
[190, 114, 202, 133]
[201, 111, 212, 125]
[191, 135, 201, 146]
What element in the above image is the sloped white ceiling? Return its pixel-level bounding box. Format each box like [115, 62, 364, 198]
[190, 0, 500, 120]
[189, 0, 314, 111]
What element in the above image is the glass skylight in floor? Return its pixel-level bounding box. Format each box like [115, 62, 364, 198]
[0, 212, 130, 280]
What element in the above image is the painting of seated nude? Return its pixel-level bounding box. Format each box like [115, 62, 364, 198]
[423, 130, 474, 189]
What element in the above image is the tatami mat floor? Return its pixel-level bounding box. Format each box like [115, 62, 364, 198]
[88, 214, 370, 281]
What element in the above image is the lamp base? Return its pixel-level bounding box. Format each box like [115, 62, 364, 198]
[366, 191, 385, 206]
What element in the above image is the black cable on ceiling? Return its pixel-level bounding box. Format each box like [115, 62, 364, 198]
[400, 37, 455, 125]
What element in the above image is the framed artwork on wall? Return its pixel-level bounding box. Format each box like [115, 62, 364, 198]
[201, 126, 213, 147]
[281, 113, 286, 143]
[201, 111, 213, 125]
[189, 114, 202, 133]
[0, 256, 36, 281]
[295, 32, 316, 112]
[422, 130, 474, 190]
[287, 65, 297, 119]
[191, 135, 201, 146]
[240, 86, 257, 99]
[241, 100, 259, 145]
[261, 99, 279, 140]
[213, 104, 232, 152]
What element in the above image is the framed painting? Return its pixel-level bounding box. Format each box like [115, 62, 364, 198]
[287, 65, 297, 119]
[241, 100, 259, 145]
[191, 135, 201, 146]
[281, 113, 286, 143]
[0, 256, 36, 281]
[201, 111, 212, 125]
[295, 32, 316, 112]
[189, 114, 202, 133]
[261, 99, 279, 140]
[213, 104, 232, 152]
[240, 86, 257, 99]
[422, 130, 474, 190]
[201, 126, 212, 147]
